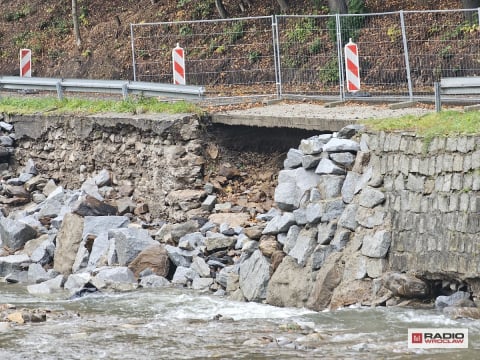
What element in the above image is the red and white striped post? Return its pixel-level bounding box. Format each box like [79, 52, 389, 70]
[344, 39, 360, 93]
[172, 43, 186, 85]
[20, 48, 32, 77]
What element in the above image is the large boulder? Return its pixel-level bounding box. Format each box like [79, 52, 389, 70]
[239, 250, 270, 302]
[266, 256, 314, 308]
[274, 168, 322, 211]
[128, 244, 170, 278]
[382, 272, 430, 299]
[54, 213, 84, 275]
[307, 252, 345, 311]
[108, 228, 157, 266]
[0, 217, 37, 251]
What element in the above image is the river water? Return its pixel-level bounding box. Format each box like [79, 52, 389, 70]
[0, 283, 478, 360]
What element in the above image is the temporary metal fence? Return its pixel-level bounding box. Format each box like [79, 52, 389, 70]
[131, 8, 480, 101]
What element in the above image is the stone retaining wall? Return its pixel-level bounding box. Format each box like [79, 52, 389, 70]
[4, 113, 204, 220]
[363, 132, 480, 280]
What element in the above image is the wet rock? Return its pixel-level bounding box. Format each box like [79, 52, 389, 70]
[64, 273, 92, 294]
[27, 263, 50, 284]
[267, 256, 314, 308]
[435, 291, 474, 309]
[239, 250, 270, 302]
[192, 277, 214, 290]
[128, 244, 170, 278]
[382, 272, 430, 299]
[139, 274, 170, 288]
[0, 217, 37, 251]
[329, 279, 373, 309]
[0, 254, 31, 277]
[27, 275, 65, 295]
[109, 228, 157, 266]
[93, 266, 137, 287]
[54, 213, 84, 275]
[73, 195, 117, 216]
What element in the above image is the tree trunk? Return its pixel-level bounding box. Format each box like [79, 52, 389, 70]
[277, 0, 289, 11]
[72, 0, 81, 47]
[215, 0, 229, 18]
[328, 0, 348, 14]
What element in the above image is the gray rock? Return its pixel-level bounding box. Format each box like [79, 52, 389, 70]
[86, 232, 110, 270]
[321, 199, 345, 222]
[178, 232, 205, 250]
[315, 158, 346, 175]
[311, 244, 336, 270]
[172, 266, 199, 285]
[30, 238, 55, 265]
[256, 208, 280, 222]
[94, 169, 112, 187]
[435, 291, 473, 309]
[165, 244, 198, 267]
[81, 178, 103, 201]
[289, 228, 318, 266]
[93, 266, 136, 284]
[319, 175, 345, 199]
[305, 203, 323, 224]
[342, 171, 361, 203]
[299, 136, 328, 154]
[27, 263, 50, 284]
[26, 275, 64, 295]
[274, 168, 322, 211]
[262, 212, 296, 235]
[190, 255, 211, 277]
[24, 158, 38, 175]
[0, 254, 31, 277]
[108, 228, 157, 266]
[293, 207, 308, 225]
[201, 195, 217, 211]
[338, 204, 358, 231]
[342, 253, 367, 281]
[53, 213, 84, 275]
[204, 232, 236, 252]
[0, 217, 37, 251]
[72, 245, 90, 273]
[356, 208, 386, 229]
[155, 220, 199, 244]
[83, 216, 129, 239]
[281, 225, 301, 254]
[216, 265, 236, 288]
[323, 138, 360, 152]
[361, 230, 391, 258]
[301, 154, 322, 169]
[192, 277, 214, 290]
[266, 255, 314, 308]
[283, 148, 304, 169]
[337, 124, 364, 139]
[241, 239, 258, 254]
[0, 121, 13, 132]
[139, 274, 170, 288]
[366, 258, 387, 278]
[317, 221, 337, 245]
[330, 152, 356, 168]
[354, 166, 373, 194]
[220, 223, 235, 236]
[330, 229, 351, 251]
[239, 250, 270, 301]
[64, 273, 92, 294]
[359, 187, 385, 208]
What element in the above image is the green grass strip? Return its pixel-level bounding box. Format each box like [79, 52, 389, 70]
[0, 95, 203, 116]
[364, 110, 480, 137]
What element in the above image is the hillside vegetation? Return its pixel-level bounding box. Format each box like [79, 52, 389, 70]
[0, 0, 464, 80]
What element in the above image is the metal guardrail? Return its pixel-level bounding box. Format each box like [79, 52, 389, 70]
[0, 76, 205, 100]
[434, 77, 480, 112]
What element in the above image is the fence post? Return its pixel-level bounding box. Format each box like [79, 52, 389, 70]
[272, 15, 282, 99]
[434, 81, 441, 112]
[335, 13, 345, 101]
[130, 24, 137, 82]
[399, 10, 413, 101]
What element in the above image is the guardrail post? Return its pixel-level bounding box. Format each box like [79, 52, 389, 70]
[434, 81, 441, 112]
[55, 81, 63, 100]
[122, 83, 128, 100]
